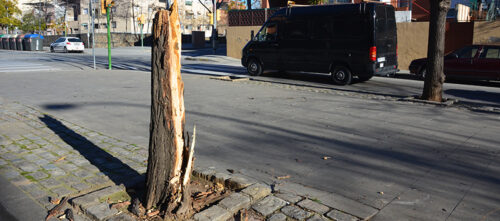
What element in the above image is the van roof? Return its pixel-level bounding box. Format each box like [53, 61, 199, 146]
[272, 3, 391, 18]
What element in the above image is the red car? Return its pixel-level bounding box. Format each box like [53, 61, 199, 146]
[409, 45, 500, 81]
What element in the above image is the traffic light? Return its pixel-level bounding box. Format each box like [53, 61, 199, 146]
[101, 0, 106, 14]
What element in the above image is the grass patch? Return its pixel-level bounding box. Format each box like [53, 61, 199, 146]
[311, 198, 322, 204]
[99, 191, 131, 204]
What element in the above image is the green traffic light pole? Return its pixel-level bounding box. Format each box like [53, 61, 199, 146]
[107, 4, 112, 70]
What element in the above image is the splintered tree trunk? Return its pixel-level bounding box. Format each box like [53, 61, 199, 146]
[146, 3, 195, 219]
[421, 0, 451, 102]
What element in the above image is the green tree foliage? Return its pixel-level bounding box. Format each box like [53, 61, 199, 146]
[0, 0, 22, 30]
[20, 13, 47, 33]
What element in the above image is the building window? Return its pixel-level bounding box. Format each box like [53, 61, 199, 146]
[82, 23, 88, 29]
[94, 24, 99, 29]
[112, 22, 116, 28]
[101, 23, 108, 28]
[186, 0, 192, 5]
[83, 8, 89, 14]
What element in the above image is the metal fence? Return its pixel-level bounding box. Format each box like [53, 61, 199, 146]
[228, 8, 279, 26]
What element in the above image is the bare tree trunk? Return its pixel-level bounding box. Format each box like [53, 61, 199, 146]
[421, 0, 450, 102]
[146, 3, 195, 219]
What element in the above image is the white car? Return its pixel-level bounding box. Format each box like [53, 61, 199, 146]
[50, 37, 84, 53]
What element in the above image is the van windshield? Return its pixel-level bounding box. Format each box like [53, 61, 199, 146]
[256, 22, 277, 42]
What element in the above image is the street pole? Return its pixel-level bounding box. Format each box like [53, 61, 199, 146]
[106, 3, 112, 70]
[212, 0, 217, 54]
[140, 23, 144, 48]
[91, 0, 96, 70]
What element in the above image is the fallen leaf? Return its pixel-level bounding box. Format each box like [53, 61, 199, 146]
[227, 169, 235, 173]
[378, 192, 384, 195]
[54, 156, 66, 163]
[147, 210, 160, 217]
[58, 214, 66, 219]
[277, 175, 291, 180]
[50, 197, 61, 205]
[322, 156, 331, 160]
[215, 183, 224, 191]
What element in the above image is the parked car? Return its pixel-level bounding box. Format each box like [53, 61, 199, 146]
[50, 37, 84, 53]
[409, 45, 500, 81]
[241, 3, 398, 85]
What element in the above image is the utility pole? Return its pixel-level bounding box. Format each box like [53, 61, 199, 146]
[106, 1, 112, 70]
[91, 0, 96, 70]
[212, 0, 217, 54]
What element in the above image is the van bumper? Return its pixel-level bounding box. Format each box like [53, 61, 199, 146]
[372, 63, 398, 76]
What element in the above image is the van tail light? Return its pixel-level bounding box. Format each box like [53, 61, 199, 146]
[66, 42, 71, 45]
[370, 46, 377, 61]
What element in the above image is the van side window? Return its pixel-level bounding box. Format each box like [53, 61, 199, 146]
[285, 20, 308, 40]
[256, 22, 278, 42]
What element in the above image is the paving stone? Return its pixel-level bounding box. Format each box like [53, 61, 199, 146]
[1, 167, 20, 179]
[20, 183, 48, 198]
[218, 193, 251, 214]
[86, 203, 119, 221]
[0, 159, 7, 166]
[252, 196, 288, 217]
[58, 163, 80, 171]
[59, 175, 83, 184]
[5, 144, 21, 152]
[25, 143, 40, 150]
[36, 195, 54, 210]
[267, 213, 287, 221]
[47, 168, 67, 177]
[1, 153, 19, 160]
[297, 199, 330, 215]
[72, 194, 100, 210]
[29, 171, 49, 180]
[52, 148, 70, 156]
[275, 193, 303, 204]
[307, 214, 329, 221]
[225, 174, 257, 189]
[281, 205, 313, 220]
[17, 139, 32, 145]
[242, 183, 272, 202]
[51, 186, 74, 197]
[106, 213, 136, 221]
[85, 176, 111, 187]
[15, 161, 39, 172]
[72, 182, 91, 192]
[42, 164, 59, 170]
[193, 205, 232, 221]
[326, 210, 358, 221]
[33, 158, 51, 166]
[73, 169, 95, 178]
[39, 178, 63, 189]
[11, 175, 32, 186]
[23, 153, 41, 162]
[73, 158, 91, 166]
[38, 152, 58, 161]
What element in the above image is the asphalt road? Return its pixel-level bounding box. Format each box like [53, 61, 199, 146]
[1, 48, 500, 220]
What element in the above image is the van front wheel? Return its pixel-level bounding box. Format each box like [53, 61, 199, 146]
[331, 66, 352, 85]
[247, 59, 263, 76]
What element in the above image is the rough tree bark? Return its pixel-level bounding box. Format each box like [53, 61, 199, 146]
[421, 0, 451, 102]
[146, 3, 195, 219]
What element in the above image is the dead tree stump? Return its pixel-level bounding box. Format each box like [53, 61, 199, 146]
[146, 4, 195, 219]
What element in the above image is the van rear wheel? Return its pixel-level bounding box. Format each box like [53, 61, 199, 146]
[247, 58, 263, 76]
[331, 66, 352, 85]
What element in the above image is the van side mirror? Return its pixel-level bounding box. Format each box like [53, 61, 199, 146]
[445, 53, 458, 59]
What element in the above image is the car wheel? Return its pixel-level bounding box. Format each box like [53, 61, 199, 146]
[331, 65, 352, 85]
[358, 75, 373, 82]
[419, 65, 427, 80]
[247, 58, 263, 76]
[63, 47, 68, 53]
[50, 46, 54, 52]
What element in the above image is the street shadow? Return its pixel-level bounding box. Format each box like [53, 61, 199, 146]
[39, 115, 144, 188]
[446, 89, 500, 107]
[41, 101, 149, 111]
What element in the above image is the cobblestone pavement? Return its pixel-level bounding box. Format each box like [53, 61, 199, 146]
[0, 98, 378, 221]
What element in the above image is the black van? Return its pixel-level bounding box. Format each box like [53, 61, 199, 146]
[241, 3, 398, 85]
